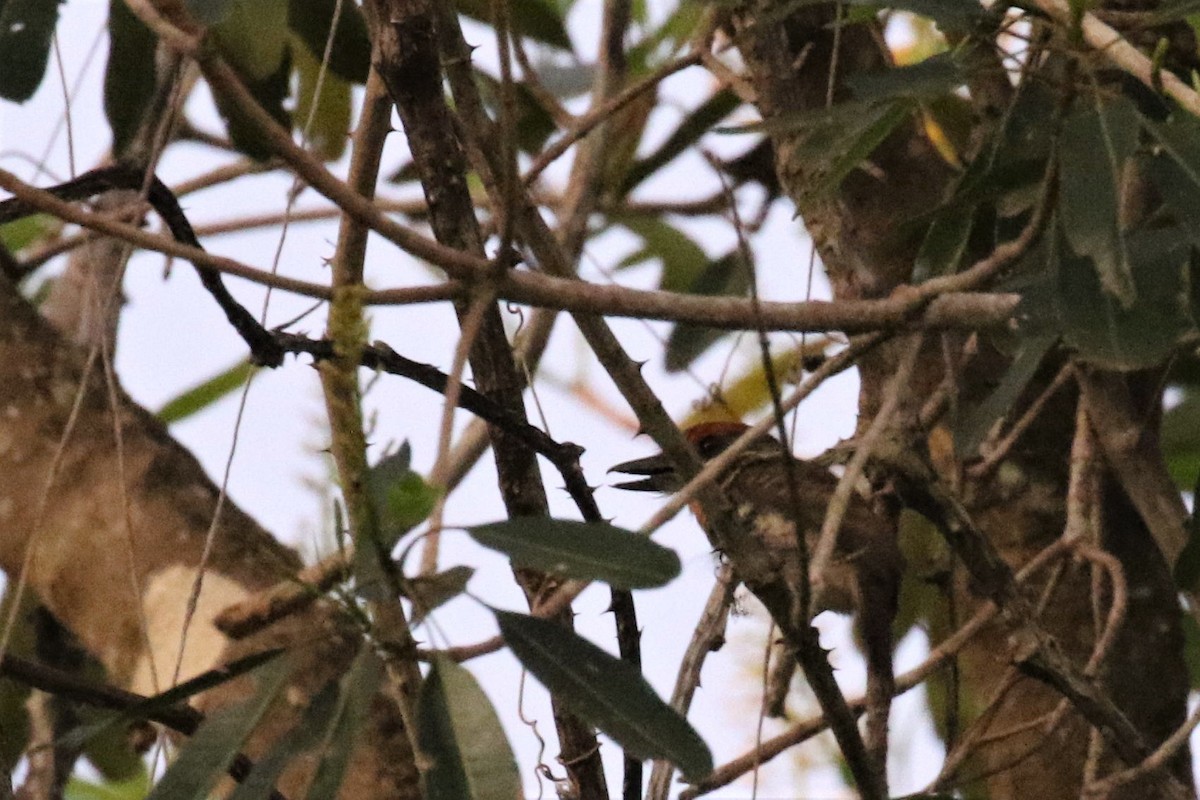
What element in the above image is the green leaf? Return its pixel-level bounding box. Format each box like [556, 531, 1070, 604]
[665, 251, 747, 372]
[732, 0, 984, 36]
[620, 88, 741, 195]
[356, 444, 439, 598]
[1057, 96, 1140, 306]
[0, 0, 64, 101]
[912, 201, 975, 282]
[104, 0, 157, 155]
[473, 71, 558, 155]
[210, 47, 293, 160]
[405, 566, 474, 625]
[1173, 470, 1200, 593]
[813, 101, 910, 196]
[185, 0, 232, 26]
[303, 648, 383, 800]
[625, 0, 705, 68]
[455, 0, 571, 50]
[859, 0, 987, 33]
[952, 335, 1055, 460]
[496, 610, 712, 780]
[0, 213, 57, 254]
[1162, 389, 1200, 488]
[367, 443, 440, 549]
[228, 679, 342, 800]
[1147, 0, 1200, 24]
[1182, 609, 1200, 688]
[726, 100, 913, 198]
[156, 359, 255, 424]
[146, 658, 293, 800]
[616, 217, 709, 293]
[79, 687, 145, 781]
[528, 61, 592, 99]
[845, 51, 965, 102]
[417, 656, 521, 800]
[65, 771, 151, 800]
[293, 35, 352, 162]
[469, 519, 680, 589]
[60, 648, 285, 751]
[1145, 119, 1200, 249]
[1051, 222, 1197, 369]
[287, 0, 370, 83]
[211, 0, 289, 80]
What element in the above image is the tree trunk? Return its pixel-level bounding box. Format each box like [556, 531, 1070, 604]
[731, 2, 1192, 797]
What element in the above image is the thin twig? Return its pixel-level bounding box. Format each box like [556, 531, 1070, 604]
[969, 364, 1074, 481]
[522, 52, 702, 187]
[1030, 0, 1200, 116]
[646, 565, 736, 800]
[683, 535, 1081, 797]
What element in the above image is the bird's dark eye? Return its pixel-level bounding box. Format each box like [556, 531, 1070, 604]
[696, 436, 724, 458]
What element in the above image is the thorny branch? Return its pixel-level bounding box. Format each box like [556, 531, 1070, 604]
[0, 652, 288, 800]
[0, 166, 1024, 335]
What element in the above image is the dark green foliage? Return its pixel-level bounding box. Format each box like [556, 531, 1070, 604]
[496, 610, 712, 780]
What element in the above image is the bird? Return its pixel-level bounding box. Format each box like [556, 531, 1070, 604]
[608, 420, 902, 617]
[610, 419, 902, 760]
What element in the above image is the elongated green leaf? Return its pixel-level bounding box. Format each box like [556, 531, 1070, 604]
[1058, 96, 1140, 306]
[725, 100, 913, 198]
[104, 0, 157, 155]
[496, 610, 711, 780]
[621, 88, 741, 195]
[367, 444, 440, 548]
[0, 214, 57, 254]
[210, 47, 292, 160]
[293, 35, 352, 162]
[455, 0, 571, 50]
[952, 335, 1055, 460]
[287, 0, 369, 83]
[912, 202, 975, 282]
[65, 771, 150, 800]
[146, 658, 293, 800]
[1053, 222, 1196, 369]
[185, 0, 232, 26]
[1146, 0, 1200, 24]
[616, 217, 709, 293]
[60, 648, 285, 751]
[212, 0, 288, 80]
[78, 705, 144, 783]
[861, 0, 986, 33]
[625, 0, 704, 68]
[406, 566, 474, 625]
[228, 679, 341, 800]
[1146, 121, 1200, 255]
[846, 51, 965, 102]
[357, 444, 439, 598]
[469, 519, 680, 588]
[304, 649, 383, 800]
[417, 656, 521, 800]
[157, 360, 255, 424]
[473, 70, 557, 155]
[1162, 389, 1200, 488]
[1173, 470, 1200, 593]
[815, 101, 910, 196]
[665, 251, 746, 372]
[758, 0, 985, 33]
[0, 0, 64, 101]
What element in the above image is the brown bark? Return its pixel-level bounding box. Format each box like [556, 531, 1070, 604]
[366, 2, 609, 797]
[730, 2, 1191, 798]
[0, 273, 419, 799]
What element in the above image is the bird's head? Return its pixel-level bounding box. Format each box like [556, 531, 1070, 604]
[609, 421, 776, 493]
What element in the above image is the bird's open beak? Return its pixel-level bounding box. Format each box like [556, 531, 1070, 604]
[608, 453, 674, 493]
